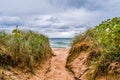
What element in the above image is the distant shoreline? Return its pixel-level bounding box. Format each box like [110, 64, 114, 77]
[49, 38, 72, 48]
[52, 47, 70, 51]
[51, 47, 70, 48]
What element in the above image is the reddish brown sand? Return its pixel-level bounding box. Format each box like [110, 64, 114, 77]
[0, 48, 75, 80]
[66, 52, 88, 80]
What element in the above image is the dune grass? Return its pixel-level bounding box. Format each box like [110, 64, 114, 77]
[66, 17, 120, 80]
[0, 27, 53, 73]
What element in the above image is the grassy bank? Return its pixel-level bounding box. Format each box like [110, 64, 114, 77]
[0, 27, 53, 73]
[66, 17, 120, 80]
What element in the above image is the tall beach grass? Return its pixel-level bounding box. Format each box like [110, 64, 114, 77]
[0, 27, 53, 73]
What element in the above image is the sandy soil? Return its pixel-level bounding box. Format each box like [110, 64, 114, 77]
[44, 48, 74, 80]
[0, 48, 75, 80]
[66, 52, 89, 80]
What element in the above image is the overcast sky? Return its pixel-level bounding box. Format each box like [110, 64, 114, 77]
[0, 0, 120, 38]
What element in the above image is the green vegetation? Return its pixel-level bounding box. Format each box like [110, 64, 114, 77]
[0, 27, 53, 73]
[66, 17, 120, 80]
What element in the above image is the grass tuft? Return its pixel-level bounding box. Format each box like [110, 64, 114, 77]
[0, 28, 53, 73]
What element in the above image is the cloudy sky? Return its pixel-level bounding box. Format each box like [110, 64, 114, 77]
[0, 0, 120, 38]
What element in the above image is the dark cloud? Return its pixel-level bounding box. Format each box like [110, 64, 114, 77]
[46, 17, 60, 23]
[74, 25, 86, 28]
[50, 0, 103, 10]
[53, 26, 69, 29]
[50, 0, 87, 8]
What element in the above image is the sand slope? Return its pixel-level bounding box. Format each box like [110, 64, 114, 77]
[66, 52, 89, 80]
[0, 48, 75, 80]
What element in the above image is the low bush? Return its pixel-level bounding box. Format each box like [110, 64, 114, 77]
[66, 17, 120, 80]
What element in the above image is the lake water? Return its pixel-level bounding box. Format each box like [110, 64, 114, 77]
[49, 38, 72, 48]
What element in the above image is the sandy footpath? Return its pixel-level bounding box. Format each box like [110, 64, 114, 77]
[44, 48, 74, 80]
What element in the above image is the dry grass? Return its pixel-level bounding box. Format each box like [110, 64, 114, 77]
[0, 29, 53, 73]
[66, 35, 93, 66]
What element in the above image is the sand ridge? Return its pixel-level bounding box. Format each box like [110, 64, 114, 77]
[0, 48, 76, 80]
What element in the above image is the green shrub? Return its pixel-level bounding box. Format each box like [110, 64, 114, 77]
[67, 17, 120, 80]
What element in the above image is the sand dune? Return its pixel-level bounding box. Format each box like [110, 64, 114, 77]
[0, 48, 76, 80]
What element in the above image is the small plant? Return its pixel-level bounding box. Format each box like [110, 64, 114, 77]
[12, 25, 22, 38]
